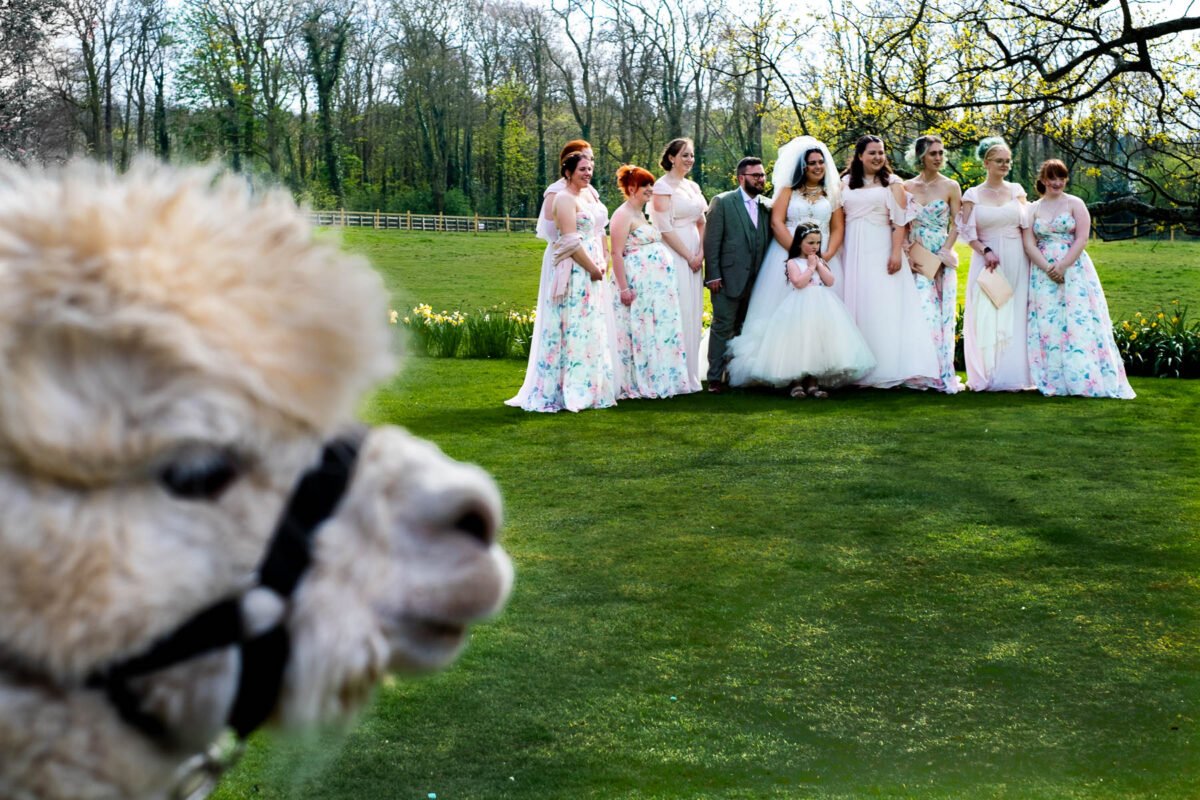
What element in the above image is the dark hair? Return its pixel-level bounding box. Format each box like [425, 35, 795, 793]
[736, 156, 763, 176]
[616, 164, 656, 197]
[1035, 159, 1070, 195]
[787, 222, 822, 260]
[560, 151, 590, 180]
[845, 135, 892, 190]
[659, 138, 694, 172]
[790, 147, 827, 190]
[559, 139, 591, 165]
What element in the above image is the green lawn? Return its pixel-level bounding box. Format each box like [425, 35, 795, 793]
[214, 233, 1200, 799]
[343, 229, 1200, 323]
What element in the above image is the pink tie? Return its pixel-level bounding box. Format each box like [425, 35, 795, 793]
[746, 197, 758, 228]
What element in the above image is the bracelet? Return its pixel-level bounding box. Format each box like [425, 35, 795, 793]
[619, 287, 633, 294]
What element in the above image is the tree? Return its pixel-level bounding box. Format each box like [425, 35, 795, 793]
[863, 0, 1200, 235]
[549, 0, 603, 143]
[0, 0, 60, 160]
[389, 0, 472, 212]
[303, 3, 350, 204]
[177, 0, 293, 171]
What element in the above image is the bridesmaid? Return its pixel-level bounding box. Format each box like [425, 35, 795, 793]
[609, 165, 690, 399]
[1022, 159, 1134, 398]
[903, 134, 963, 393]
[507, 139, 600, 408]
[518, 151, 616, 412]
[959, 137, 1033, 391]
[649, 138, 706, 394]
[840, 134, 939, 388]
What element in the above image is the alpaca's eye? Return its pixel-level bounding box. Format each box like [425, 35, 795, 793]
[159, 449, 240, 501]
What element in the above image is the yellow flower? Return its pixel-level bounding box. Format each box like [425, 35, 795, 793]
[1172, 317, 1180, 324]
[1130, 332, 1138, 340]
[1157, 312, 1164, 319]
[389, 309, 399, 324]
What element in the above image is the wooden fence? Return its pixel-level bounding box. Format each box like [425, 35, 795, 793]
[309, 209, 1192, 242]
[310, 209, 539, 233]
[1092, 220, 1192, 242]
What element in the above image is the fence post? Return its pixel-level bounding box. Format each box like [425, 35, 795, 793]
[375, 209, 380, 230]
[474, 213, 479, 234]
[506, 214, 511, 232]
[1134, 219, 1138, 239]
[1171, 225, 1176, 243]
[439, 212, 444, 232]
[406, 210, 412, 231]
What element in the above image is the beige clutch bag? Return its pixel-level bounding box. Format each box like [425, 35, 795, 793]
[908, 241, 943, 279]
[977, 267, 1013, 308]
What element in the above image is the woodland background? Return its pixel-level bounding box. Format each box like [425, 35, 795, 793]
[1, 0, 1197, 236]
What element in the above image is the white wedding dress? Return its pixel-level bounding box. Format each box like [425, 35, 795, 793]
[728, 194, 842, 387]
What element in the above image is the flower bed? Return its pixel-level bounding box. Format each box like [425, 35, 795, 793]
[394, 301, 1198, 378]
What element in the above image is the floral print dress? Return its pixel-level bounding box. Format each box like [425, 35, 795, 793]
[1026, 211, 1134, 399]
[908, 200, 963, 393]
[610, 224, 690, 399]
[520, 208, 617, 412]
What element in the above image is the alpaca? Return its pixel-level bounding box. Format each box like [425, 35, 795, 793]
[0, 162, 513, 799]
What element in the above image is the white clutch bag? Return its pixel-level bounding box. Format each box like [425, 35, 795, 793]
[977, 267, 1013, 308]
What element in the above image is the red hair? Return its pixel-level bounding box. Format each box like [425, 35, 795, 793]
[616, 164, 656, 197]
[559, 139, 592, 165]
[1035, 159, 1070, 195]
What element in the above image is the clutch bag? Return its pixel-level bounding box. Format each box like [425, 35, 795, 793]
[977, 267, 1013, 308]
[908, 241, 943, 279]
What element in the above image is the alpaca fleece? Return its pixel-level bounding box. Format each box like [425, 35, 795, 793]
[0, 162, 512, 800]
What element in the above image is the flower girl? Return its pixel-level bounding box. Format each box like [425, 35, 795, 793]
[728, 223, 875, 398]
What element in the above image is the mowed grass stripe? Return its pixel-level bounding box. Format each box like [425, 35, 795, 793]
[213, 236, 1200, 800]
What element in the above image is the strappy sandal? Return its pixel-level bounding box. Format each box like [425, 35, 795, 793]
[807, 386, 829, 399]
[789, 384, 807, 399]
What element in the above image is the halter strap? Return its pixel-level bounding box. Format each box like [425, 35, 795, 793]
[84, 431, 363, 746]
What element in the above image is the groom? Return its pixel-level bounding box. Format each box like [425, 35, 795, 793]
[702, 157, 770, 393]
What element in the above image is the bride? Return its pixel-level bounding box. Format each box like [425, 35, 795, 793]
[728, 136, 844, 387]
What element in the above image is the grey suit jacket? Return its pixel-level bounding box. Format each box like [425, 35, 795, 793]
[702, 189, 771, 300]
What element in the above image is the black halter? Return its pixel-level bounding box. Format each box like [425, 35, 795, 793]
[85, 432, 362, 745]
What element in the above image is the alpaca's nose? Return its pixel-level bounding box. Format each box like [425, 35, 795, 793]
[453, 505, 494, 546]
[414, 456, 502, 549]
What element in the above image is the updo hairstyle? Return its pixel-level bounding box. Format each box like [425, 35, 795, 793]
[907, 134, 944, 171]
[559, 139, 592, 165]
[790, 148, 827, 190]
[976, 136, 1010, 163]
[560, 150, 590, 180]
[659, 138, 694, 172]
[616, 164, 657, 198]
[1035, 159, 1070, 195]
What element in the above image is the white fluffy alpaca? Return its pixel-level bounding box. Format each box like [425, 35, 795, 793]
[0, 162, 513, 799]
